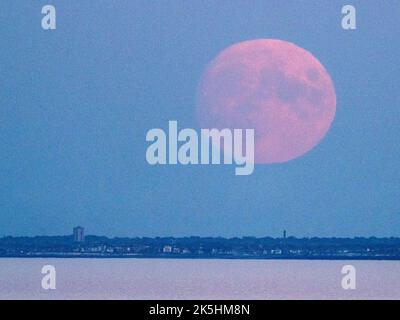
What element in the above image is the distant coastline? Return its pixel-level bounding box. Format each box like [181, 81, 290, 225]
[1, 230, 400, 260]
[3, 254, 400, 261]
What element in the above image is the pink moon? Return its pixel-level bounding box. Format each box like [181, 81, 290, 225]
[196, 39, 336, 163]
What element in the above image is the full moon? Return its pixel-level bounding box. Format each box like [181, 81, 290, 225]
[196, 39, 336, 163]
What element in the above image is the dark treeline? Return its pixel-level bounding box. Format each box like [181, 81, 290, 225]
[1, 235, 400, 258]
[2, 235, 400, 246]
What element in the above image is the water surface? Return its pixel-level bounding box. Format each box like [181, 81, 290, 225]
[0, 258, 399, 299]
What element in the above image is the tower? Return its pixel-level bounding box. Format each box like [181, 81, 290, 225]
[282, 230, 287, 255]
[73, 226, 85, 243]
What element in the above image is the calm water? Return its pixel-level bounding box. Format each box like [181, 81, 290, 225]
[0, 258, 399, 299]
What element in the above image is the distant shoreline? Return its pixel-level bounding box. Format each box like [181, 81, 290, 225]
[1, 254, 399, 261]
[2, 234, 400, 261]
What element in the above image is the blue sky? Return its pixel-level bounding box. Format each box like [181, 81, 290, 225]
[0, 1, 399, 237]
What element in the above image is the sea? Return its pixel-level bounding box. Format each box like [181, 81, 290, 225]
[0, 258, 399, 299]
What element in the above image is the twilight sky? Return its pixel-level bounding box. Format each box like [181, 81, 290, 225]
[0, 0, 399, 237]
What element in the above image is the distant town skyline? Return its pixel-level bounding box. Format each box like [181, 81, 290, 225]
[1, 228, 400, 260]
